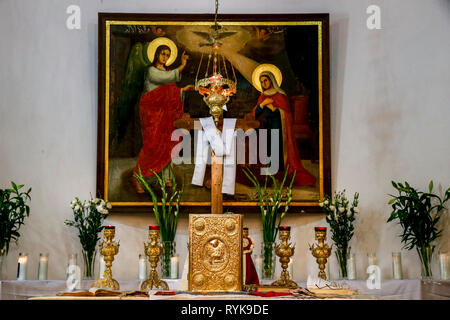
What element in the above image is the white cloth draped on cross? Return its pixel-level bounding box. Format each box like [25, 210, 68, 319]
[191, 117, 237, 195]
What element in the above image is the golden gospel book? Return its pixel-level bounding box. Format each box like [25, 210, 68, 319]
[188, 214, 243, 292]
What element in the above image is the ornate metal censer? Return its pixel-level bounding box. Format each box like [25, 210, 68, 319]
[309, 227, 332, 280]
[194, 0, 237, 125]
[92, 226, 120, 290]
[271, 226, 298, 288]
[140, 226, 168, 291]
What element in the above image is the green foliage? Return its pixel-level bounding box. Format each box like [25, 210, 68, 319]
[64, 197, 111, 256]
[0, 182, 32, 254]
[321, 190, 359, 251]
[387, 180, 450, 250]
[134, 164, 185, 242]
[243, 167, 295, 243]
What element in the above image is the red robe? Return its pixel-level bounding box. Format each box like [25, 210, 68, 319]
[252, 92, 316, 187]
[134, 83, 183, 177]
[243, 235, 260, 285]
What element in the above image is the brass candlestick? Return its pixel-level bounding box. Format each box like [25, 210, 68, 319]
[92, 226, 120, 290]
[140, 226, 168, 291]
[309, 227, 332, 280]
[271, 227, 298, 288]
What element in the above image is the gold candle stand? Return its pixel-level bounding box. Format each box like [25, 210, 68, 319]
[309, 227, 332, 280]
[140, 226, 168, 291]
[92, 226, 120, 290]
[271, 226, 298, 288]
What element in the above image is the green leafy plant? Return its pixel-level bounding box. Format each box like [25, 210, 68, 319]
[320, 190, 359, 278]
[243, 168, 295, 243]
[134, 164, 185, 242]
[135, 164, 185, 278]
[387, 181, 450, 249]
[0, 182, 32, 254]
[387, 180, 450, 277]
[243, 167, 295, 279]
[64, 196, 111, 278]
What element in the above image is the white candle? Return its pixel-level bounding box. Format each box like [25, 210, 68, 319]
[38, 254, 49, 280]
[325, 261, 330, 280]
[17, 254, 28, 280]
[138, 255, 147, 281]
[367, 253, 377, 266]
[287, 260, 294, 279]
[99, 256, 106, 279]
[392, 252, 403, 280]
[439, 252, 449, 280]
[170, 256, 179, 279]
[347, 254, 356, 280]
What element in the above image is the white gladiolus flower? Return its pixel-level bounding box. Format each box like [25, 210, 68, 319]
[329, 205, 335, 211]
[319, 202, 324, 207]
[347, 212, 352, 218]
[338, 207, 345, 213]
[324, 200, 329, 205]
[100, 209, 108, 215]
[327, 215, 332, 220]
[334, 215, 338, 221]
[106, 202, 112, 209]
[74, 205, 80, 211]
[354, 207, 359, 213]
[96, 205, 103, 213]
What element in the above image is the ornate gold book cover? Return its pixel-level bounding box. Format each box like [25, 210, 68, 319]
[188, 214, 243, 292]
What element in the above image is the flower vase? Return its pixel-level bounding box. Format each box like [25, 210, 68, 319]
[336, 247, 349, 280]
[161, 241, 176, 279]
[261, 242, 275, 280]
[82, 249, 96, 280]
[417, 245, 434, 279]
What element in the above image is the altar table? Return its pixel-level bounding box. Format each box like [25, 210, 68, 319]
[0, 279, 449, 300]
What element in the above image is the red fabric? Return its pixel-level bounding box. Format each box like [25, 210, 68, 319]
[248, 291, 293, 297]
[243, 237, 259, 285]
[134, 83, 184, 177]
[252, 92, 316, 187]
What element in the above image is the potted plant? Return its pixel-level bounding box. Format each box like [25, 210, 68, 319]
[387, 181, 450, 279]
[243, 167, 295, 280]
[0, 182, 32, 278]
[64, 196, 111, 279]
[320, 190, 359, 279]
[134, 164, 184, 278]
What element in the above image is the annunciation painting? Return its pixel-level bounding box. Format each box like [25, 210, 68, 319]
[97, 13, 330, 212]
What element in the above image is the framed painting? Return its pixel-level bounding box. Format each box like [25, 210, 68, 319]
[97, 13, 331, 213]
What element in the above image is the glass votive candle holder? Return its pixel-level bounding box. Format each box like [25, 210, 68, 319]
[439, 251, 449, 280]
[66, 253, 78, 280]
[17, 253, 28, 280]
[347, 253, 357, 280]
[38, 253, 49, 280]
[170, 254, 179, 279]
[392, 252, 403, 280]
[367, 253, 377, 266]
[138, 254, 147, 281]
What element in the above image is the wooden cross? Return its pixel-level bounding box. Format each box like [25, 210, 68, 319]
[174, 113, 259, 214]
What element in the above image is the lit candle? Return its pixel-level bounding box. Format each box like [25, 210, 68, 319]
[38, 253, 49, 280]
[149, 225, 160, 230]
[347, 253, 356, 280]
[439, 252, 449, 280]
[17, 253, 28, 281]
[315, 227, 327, 232]
[392, 252, 403, 280]
[99, 256, 106, 279]
[138, 254, 147, 281]
[367, 253, 377, 266]
[170, 255, 179, 279]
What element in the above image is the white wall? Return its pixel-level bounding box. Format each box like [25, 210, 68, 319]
[1, 0, 449, 282]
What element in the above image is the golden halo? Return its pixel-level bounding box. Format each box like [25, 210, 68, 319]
[251, 64, 283, 92]
[147, 37, 178, 67]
